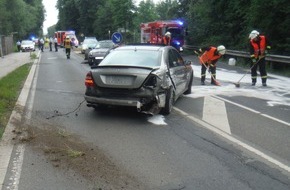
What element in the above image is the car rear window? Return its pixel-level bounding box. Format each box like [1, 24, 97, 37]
[99, 49, 160, 67]
[96, 42, 114, 49]
[84, 39, 98, 44]
[21, 41, 33, 45]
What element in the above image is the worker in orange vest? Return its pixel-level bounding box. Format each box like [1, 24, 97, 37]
[249, 30, 271, 86]
[196, 45, 226, 85]
[162, 32, 171, 46]
[63, 36, 72, 59]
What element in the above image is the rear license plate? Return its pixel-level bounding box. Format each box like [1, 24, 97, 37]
[105, 76, 134, 85]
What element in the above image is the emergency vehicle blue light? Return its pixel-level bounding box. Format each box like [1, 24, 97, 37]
[30, 35, 36, 41]
[177, 21, 183, 26]
[173, 41, 180, 46]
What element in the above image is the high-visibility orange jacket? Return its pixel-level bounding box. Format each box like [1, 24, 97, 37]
[250, 35, 268, 59]
[199, 46, 221, 65]
[162, 36, 171, 46]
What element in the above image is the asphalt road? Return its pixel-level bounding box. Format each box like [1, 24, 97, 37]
[1, 49, 290, 190]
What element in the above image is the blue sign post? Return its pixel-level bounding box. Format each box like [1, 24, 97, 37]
[111, 32, 123, 44]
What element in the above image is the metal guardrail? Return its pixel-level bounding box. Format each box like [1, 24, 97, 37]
[183, 45, 290, 64]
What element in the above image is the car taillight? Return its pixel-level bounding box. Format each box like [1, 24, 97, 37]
[85, 72, 94, 87]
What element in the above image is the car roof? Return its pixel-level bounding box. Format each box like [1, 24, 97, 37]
[115, 44, 167, 51]
[99, 40, 113, 42]
[21, 40, 33, 43]
[84, 37, 97, 41]
[84, 38, 97, 41]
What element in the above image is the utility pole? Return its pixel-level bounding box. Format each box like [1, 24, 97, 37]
[0, 21, 3, 58]
[0, 35, 3, 58]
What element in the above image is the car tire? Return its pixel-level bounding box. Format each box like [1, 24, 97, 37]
[161, 87, 174, 115]
[184, 72, 193, 95]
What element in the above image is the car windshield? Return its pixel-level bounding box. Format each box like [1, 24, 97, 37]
[83, 39, 98, 44]
[167, 28, 184, 38]
[99, 49, 160, 67]
[67, 34, 75, 38]
[21, 40, 33, 45]
[95, 41, 114, 49]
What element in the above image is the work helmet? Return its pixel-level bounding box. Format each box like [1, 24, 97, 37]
[165, 32, 171, 37]
[249, 30, 259, 40]
[66, 36, 70, 39]
[217, 45, 226, 55]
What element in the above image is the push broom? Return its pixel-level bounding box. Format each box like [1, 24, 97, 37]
[233, 57, 263, 88]
[194, 51, 221, 86]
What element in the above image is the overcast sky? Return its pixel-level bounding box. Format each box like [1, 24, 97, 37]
[43, 0, 58, 34]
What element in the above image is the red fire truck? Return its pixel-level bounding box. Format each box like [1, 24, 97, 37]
[140, 20, 186, 51]
[55, 31, 65, 47]
[55, 31, 79, 48]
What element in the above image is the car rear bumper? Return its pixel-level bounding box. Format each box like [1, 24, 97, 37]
[21, 48, 35, 51]
[84, 93, 166, 111]
[85, 96, 142, 107]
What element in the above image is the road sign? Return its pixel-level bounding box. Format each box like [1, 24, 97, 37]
[111, 32, 122, 44]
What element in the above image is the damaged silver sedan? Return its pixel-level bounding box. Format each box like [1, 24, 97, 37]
[84, 44, 193, 115]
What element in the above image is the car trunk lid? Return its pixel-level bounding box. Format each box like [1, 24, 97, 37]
[91, 66, 155, 89]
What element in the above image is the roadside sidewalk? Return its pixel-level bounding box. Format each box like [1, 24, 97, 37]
[0, 51, 35, 80]
[0, 50, 40, 190]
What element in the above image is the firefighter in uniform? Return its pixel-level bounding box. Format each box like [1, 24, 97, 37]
[16, 40, 21, 52]
[197, 45, 226, 85]
[162, 32, 171, 46]
[49, 37, 53, 51]
[39, 38, 44, 52]
[249, 30, 271, 86]
[64, 36, 72, 59]
[54, 37, 58, 52]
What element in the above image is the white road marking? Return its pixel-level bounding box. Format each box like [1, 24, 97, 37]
[213, 95, 260, 113]
[0, 52, 40, 190]
[174, 107, 290, 174]
[203, 96, 231, 134]
[8, 144, 25, 190]
[0, 143, 13, 190]
[213, 95, 290, 127]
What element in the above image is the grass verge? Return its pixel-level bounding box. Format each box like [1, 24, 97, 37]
[0, 63, 32, 139]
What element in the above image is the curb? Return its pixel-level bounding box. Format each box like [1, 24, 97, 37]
[0, 51, 41, 190]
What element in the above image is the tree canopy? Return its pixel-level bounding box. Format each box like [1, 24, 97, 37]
[1, 0, 289, 55]
[0, 0, 44, 40]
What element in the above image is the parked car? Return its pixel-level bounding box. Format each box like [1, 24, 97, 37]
[33, 38, 39, 46]
[20, 40, 35, 52]
[87, 40, 115, 66]
[81, 37, 98, 54]
[84, 44, 193, 115]
[66, 33, 79, 48]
